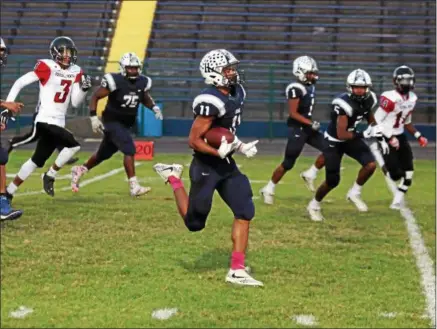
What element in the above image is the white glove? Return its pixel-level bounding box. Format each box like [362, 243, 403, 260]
[237, 140, 259, 158]
[152, 105, 163, 120]
[90, 115, 104, 134]
[217, 136, 235, 159]
[363, 125, 383, 139]
[379, 138, 390, 155]
[81, 74, 92, 91]
[389, 136, 399, 149]
[311, 121, 321, 131]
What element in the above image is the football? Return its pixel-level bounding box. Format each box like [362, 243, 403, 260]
[204, 127, 235, 148]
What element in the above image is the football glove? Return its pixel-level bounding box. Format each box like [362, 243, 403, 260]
[311, 121, 321, 131]
[237, 140, 259, 158]
[152, 105, 163, 120]
[388, 136, 400, 149]
[80, 74, 92, 91]
[378, 138, 390, 155]
[90, 115, 104, 134]
[363, 125, 383, 139]
[217, 136, 235, 159]
[418, 136, 428, 147]
[0, 109, 14, 126]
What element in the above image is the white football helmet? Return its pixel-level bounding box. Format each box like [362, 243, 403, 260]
[292, 55, 319, 84]
[119, 52, 142, 79]
[199, 49, 242, 87]
[346, 69, 372, 101]
[0, 37, 8, 67]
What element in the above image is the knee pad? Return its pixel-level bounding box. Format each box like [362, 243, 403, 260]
[0, 147, 8, 165]
[184, 213, 207, 232]
[233, 200, 255, 221]
[389, 170, 404, 182]
[281, 157, 296, 171]
[326, 172, 340, 188]
[120, 141, 136, 156]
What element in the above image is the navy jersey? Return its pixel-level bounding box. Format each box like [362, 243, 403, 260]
[101, 73, 152, 127]
[192, 84, 246, 163]
[285, 81, 315, 126]
[326, 91, 377, 141]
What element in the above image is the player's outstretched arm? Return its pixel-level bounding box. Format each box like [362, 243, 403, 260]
[142, 91, 162, 120]
[5, 71, 39, 102]
[405, 122, 428, 147]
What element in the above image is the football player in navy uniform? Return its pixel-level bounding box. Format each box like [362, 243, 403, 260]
[153, 49, 263, 286]
[0, 37, 24, 221]
[70, 52, 163, 197]
[307, 69, 388, 221]
[260, 56, 325, 203]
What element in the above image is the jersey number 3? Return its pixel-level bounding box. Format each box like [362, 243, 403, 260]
[54, 79, 72, 103]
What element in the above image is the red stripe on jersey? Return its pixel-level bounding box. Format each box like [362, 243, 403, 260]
[379, 95, 395, 113]
[74, 70, 83, 83]
[33, 61, 51, 86]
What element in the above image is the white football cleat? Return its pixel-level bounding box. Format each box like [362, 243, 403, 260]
[300, 171, 315, 192]
[225, 268, 264, 287]
[346, 191, 368, 212]
[259, 186, 274, 205]
[306, 203, 324, 222]
[130, 185, 151, 197]
[153, 163, 183, 183]
[71, 165, 88, 193]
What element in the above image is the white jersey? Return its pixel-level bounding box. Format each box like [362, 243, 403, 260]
[33, 59, 83, 127]
[374, 89, 417, 137]
[6, 59, 85, 127]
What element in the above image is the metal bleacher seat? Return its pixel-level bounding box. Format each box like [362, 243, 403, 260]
[145, 0, 436, 123]
[0, 0, 119, 116]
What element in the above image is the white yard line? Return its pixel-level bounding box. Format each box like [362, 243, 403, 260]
[400, 207, 436, 327]
[14, 164, 143, 197]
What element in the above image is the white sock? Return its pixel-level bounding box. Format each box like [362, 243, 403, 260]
[266, 180, 276, 192]
[46, 166, 58, 178]
[17, 159, 38, 181]
[306, 165, 319, 178]
[129, 176, 138, 188]
[351, 182, 362, 194]
[7, 182, 18, 195]
[310, 198, 320, 208]
[54, 146, 80, 168]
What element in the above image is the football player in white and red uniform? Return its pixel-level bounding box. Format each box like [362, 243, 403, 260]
[5, 36, 91, 198]
[371, 65, 428, 209]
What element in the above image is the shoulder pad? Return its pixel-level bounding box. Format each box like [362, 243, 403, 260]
[102, 73, 117, 92]
[285, 82, 307, 98]
[332, 97, 353, 116]
[192, 93, 226, 117]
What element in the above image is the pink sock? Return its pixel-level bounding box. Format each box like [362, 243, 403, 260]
[231, 251, 245, 270]
[168, 176, 183, 191]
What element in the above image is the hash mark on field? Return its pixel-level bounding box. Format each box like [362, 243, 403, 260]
[400, 207, 435, 327]
[9, 306, 33, 319]
[292, 314, 318, 326]
[151, 307, 178, 320]
[14, 164, 143, 197]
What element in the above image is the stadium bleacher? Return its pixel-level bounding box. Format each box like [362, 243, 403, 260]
[146, 0, 436, 123]
[0, 0, 120, 115]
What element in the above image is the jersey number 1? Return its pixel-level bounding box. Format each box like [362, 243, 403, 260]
[394, 111, 412, 128]
[54, 79, 72, 103]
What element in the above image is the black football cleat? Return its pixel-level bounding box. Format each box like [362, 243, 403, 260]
[43, 173, 55, 197]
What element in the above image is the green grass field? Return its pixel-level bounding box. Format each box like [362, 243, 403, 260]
[1, 150, 435, 328]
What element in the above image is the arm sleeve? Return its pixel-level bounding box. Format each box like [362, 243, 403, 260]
[192, 94, 225, 117]
[74, 69, 83, 84]
[5, 71, 40, 101]
[71, 83, 87, 108]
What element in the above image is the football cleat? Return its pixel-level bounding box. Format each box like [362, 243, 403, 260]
[225, 268, 264, 287]
[300, 171, 316, 192]
[130, 185, 151, 197]
[153, 163, 183, 183]
[0, 196, 22, 221]
[259, 186, 274, 205]
[43, 173, 55, 197]
[346, 191, 368, 212]
[306, 203, 324, 222]
[71, 165, 87, 193]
